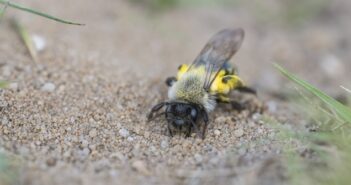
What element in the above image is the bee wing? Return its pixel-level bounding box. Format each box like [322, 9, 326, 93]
[188, 28, 244, 91]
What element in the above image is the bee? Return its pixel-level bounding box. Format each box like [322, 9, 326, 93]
[147, 28, 256, 139]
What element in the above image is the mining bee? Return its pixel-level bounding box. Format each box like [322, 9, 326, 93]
[148, 28, 256, 139]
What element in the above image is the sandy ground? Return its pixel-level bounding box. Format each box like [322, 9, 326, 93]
[0, 0, 350, 184]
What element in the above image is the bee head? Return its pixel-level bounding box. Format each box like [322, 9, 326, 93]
[148, 101, 209, 138]
[165, 102, 199, 127]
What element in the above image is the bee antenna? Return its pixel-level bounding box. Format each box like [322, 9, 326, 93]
[147, 102, 169, 121]
[148, 111, 166, 121]
[188, 119, 201, 137]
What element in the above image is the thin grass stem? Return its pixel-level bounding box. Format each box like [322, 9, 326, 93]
[341, 86, 351, 94]
[0, 0, 84, 25]
[0, 0, 9, 20]
[12, 19, 38, 62]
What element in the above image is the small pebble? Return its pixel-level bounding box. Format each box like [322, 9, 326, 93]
[143, 131, 150, 138]
[194, 153, 203, 163]
[119, 128, 130, 138]
[161, 140, 169, 149]
[252, 113, 261, 121]
[63, 151, 71, 158]
[41, 82, 56, 92]
[132, 160, 150, 175]
[79, 148, 90, 159]
[214, 129, 221, 136]
[127, 136, 134, 142]
[110, 152, 126, 161]
[215, 116, 226, 124]
[234, 128, 244, 138]
[89, 129, 97, 138]
[66, 127, 72, 132]
[32, 34, 46, 51]
[148, 146, 156, 154]
[1, 116, 9, 125]
[182, 140, 191, 150]
[0, 99, 8, 108]
[46, 158, 56, 167]
[81, 139, 89, 148]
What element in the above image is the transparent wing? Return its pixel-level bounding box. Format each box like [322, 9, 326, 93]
[187, 28, 244, 91]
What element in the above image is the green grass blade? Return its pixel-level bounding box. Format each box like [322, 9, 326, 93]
[12, 19, 38, 62]
[0, 81, 7, 88]
[0, 0, 84, 25]
[274, 63, 351, 123]
[0, 0, 9, 19]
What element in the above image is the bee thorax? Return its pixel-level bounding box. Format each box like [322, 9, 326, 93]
[168, 73, 216, 112]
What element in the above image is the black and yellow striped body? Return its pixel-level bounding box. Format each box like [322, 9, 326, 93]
[176, 63, 244, 103]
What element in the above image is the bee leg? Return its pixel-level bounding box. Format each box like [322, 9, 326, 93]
[186, 125, 192, 137]
[235, 86, 257, 95]
[147, 102, 167, 121]
[231, 101, 245, 112]
[216, 94, 245, 112]
[164, 110, 173, 137]
[190, 121, 201, 137]
[201, 109, 209, 139]
[165, 76, 177, 87]
[217, 94, 231, 103]
[167, 122, 174, 137]
[202, 125, 207, 139]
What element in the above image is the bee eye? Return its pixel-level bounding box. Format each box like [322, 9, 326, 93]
[190, 108, 197, 118]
